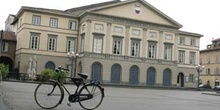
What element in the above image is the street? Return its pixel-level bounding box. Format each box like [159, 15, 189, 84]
[0, 81, 220, 110]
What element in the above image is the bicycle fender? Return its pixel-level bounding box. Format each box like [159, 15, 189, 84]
[86, 83, 105, 98]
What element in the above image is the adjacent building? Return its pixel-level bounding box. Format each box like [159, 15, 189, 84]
[9, 0, 203, 88]
[200, 38, 220, 88]
[0, 30, 16, 71]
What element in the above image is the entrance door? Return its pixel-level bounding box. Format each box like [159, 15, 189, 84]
[177, 73, 184, 87]
[111, 64, 121, 84]
[163, 69, 171, 86]
[129, 66, 139, 85]
[91, 63, 102, 82]
[147, 67, 156, 86]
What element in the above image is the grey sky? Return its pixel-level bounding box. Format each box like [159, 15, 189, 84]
[0, 0, 219, 50]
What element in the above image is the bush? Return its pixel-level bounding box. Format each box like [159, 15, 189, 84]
[41, 69, 68, 81]
[0, 63, 9, 79]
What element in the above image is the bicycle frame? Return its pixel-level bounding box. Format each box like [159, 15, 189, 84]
[47, 75, 96, 104]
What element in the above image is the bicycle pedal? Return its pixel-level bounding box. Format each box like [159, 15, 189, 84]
[67, 103, 71, 107]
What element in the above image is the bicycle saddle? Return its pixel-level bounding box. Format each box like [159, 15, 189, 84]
[78, 73, 88, 79]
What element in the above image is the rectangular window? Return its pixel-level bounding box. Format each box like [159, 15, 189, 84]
[1, 42, 8, 52]
[131, 40, 140, 57]
[179, 37, 185, 45]
[148, 43, 156, 59]
[189, 74, 194, 83]
[132, 29, 140, 36]
[165, 34, 172, 40]
[81, 36, 85, 52]
[69, 20, 76, 30]
[190, 52, 195, 64]
[48, 36, 57, 51]
[191, 38, 196, 46]
[50, 18, 58, 28]
[149, 32, 157, 38]
[30, 33, 40, 49]
[113, 38, 122, 55]
[67, 38, 75, 52]
[93, 35, 103, 53]
[32, 15, 41, 25]
[114, 26, 123, 33]
[206, 69, 211, 75]
[95, 23, 104, 30]
[216, 55, 220, 63]
[179, 51, 185, 63]
[164, 45, 172, 60]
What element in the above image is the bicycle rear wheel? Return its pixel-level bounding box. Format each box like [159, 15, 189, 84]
[34, 82, 63, 109]
[78, 83, 104, 110]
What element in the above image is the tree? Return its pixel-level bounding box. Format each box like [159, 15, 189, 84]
[0, 63, 9, 79]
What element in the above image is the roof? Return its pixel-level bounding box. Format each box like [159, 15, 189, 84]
[178, 30, 203, 38]
[65, 0, 120, 15]
[200, 47, 220, 53]
[1, 31, 16, 41]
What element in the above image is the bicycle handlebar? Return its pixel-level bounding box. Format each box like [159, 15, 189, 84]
[56, 66, 69, 72]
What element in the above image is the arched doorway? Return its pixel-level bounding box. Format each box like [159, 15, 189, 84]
[147, 67, 156, 86]
[129, 65, 139, 85]
[0, 56, 13, 71]
[163, 68, 172, 86]
[45, 61, 55, 70]
[111, 64, 121, 84]
[177, 73, 184, 87]
[91, 62, 102, 82]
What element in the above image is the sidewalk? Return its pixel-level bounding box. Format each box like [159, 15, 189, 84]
[0, 85, 7, 110]
[201, 91, 220, 96]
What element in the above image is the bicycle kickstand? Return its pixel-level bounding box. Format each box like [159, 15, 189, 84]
[67, 103, 71, 107]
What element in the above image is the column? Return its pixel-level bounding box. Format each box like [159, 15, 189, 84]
[106, 23, 112, 54]
[85, 20, 92, 52]
[174, 33, 179, 61]
[125, 26, 130, 56]
[142, 28, 147, 58]
[158, 31, 163, 59]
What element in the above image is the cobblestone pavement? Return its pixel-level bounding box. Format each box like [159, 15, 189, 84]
[0, 81, 220, 110]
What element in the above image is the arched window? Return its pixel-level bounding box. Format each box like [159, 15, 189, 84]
[45, 61, 55, 70]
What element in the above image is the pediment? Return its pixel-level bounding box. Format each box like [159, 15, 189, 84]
[89, 0, 182, 28]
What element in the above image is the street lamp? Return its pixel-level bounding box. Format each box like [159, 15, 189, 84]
[196, 64, 204, 90]
[67, 51, 79, 77]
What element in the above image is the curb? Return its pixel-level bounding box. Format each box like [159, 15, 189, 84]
[201, 92, 220, 96]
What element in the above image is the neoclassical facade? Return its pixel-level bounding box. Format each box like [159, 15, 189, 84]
[11, 0, 202, 88]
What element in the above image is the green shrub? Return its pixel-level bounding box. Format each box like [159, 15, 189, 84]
[0, 63, 9, 79]
[41, 69, 68, 81]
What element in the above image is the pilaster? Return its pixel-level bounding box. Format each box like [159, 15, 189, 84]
[125, 26, 130, 56]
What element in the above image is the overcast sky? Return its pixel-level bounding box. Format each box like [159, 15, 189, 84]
[0, 0, 219, 50]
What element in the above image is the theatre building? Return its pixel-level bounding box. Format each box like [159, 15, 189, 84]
[10, 0, 202, 88]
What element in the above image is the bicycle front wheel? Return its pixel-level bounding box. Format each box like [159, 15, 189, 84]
[78, 84, 104, 110]
[34, 82, 63, 109]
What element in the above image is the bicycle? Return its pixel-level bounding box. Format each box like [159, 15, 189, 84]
[34, 66, 105, 110]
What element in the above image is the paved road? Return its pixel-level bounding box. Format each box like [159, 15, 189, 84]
[0, 81, 220, 110]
